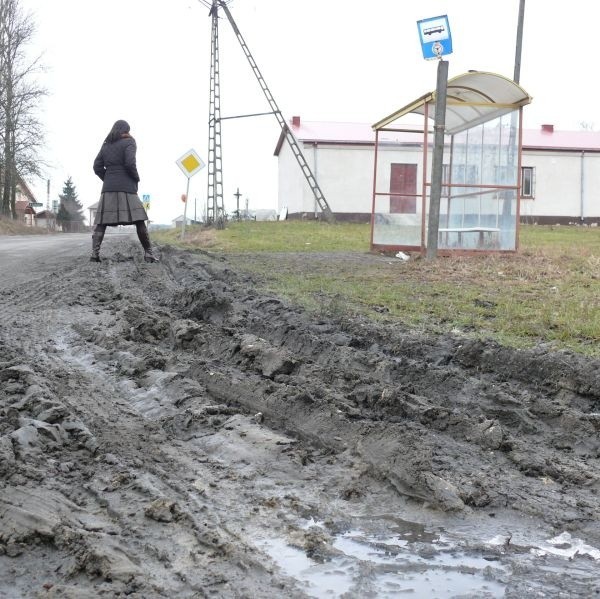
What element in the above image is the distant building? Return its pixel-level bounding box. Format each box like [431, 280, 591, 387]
[14, 176, 39, 226]
[249, 209, 277, 221]
[88, 201, 99, 226]
[35, 210, 57, 230]
[171, 215, 200, 228]
[275, 117, 600, 225]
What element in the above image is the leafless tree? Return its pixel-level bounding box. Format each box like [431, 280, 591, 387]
[0, 0, 46, 219]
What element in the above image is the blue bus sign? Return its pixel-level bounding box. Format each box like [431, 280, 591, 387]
[417, 15, 452, 60]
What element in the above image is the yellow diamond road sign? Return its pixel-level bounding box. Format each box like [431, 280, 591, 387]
[176, 149, 205, 178]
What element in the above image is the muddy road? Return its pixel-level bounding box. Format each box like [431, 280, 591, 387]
[1, 231, 599, 598]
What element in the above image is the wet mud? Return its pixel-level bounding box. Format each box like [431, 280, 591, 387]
[0, 236, 599, 598]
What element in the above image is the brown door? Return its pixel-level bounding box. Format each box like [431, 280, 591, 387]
[390, 163, 417, 213]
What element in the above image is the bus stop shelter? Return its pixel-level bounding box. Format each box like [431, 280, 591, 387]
[370, 71, 532, 253]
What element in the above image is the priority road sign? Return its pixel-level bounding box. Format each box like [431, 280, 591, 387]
[176, 149, 205, 179]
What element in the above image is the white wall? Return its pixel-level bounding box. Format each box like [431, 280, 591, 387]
[277, 142, 305, 215]
[522, 150, 600, 220]
[278, 142, 600, 220]
[278, 142, 378, 216]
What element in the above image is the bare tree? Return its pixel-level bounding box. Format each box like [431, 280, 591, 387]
[0, 0, 46, 219]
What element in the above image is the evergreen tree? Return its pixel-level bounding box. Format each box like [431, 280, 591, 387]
[56, 176, 85, 232]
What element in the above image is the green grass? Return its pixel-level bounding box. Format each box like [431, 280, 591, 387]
[154, 221, 370, 252]
[154, 222, 600, 357]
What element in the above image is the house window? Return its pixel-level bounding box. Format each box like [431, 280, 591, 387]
[521, 166, 534, 198]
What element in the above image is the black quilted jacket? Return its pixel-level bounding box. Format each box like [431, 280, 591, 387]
[93, 136, 140, 193]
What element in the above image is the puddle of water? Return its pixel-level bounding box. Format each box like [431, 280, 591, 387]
[258, 538, 355, 597]
[530, 531, 600, 561]
[258, 526, 507, 599]
[485, 529, 600, 562]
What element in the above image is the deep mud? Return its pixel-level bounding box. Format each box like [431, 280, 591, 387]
[1, 233, 599, 598]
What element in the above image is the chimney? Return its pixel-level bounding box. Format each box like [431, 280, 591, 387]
[292, 116, 301, 127]
[541, 124, 554, 133]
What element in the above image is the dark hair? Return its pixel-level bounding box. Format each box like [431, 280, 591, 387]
[104, 119, 131, 143]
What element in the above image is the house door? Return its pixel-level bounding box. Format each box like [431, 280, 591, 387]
[390, 163, 417, 213]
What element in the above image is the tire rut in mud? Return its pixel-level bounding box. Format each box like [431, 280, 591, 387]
[1, 238, 599, 598]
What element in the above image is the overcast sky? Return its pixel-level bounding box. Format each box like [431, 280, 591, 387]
[18, 0, 600, 225]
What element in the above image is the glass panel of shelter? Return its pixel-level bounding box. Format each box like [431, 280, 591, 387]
[371, 111, 520, 252]
[436, 113, 519, 251]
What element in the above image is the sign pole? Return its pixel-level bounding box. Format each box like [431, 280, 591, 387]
[417, 14, 452, 259]
[175, 148, 206, 240]
[426, 58, 449, 260]
[181, 177, 191, 240]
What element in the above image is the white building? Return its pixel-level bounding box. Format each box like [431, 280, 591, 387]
[275, 118, 600, 226]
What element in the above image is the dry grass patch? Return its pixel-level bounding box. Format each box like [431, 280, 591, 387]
[0, 217, 50, 235]
[155, 222, 600, 356]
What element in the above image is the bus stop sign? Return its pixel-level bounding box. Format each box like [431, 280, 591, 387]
[417, 15, 452, 60]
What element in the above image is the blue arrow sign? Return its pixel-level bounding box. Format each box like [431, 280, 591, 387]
[417, 15, 452, 60]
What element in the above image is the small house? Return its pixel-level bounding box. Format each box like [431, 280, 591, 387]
[275, 109, 600, 237]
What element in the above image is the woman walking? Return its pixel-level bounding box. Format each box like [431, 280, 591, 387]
[91, 119, 158, 263]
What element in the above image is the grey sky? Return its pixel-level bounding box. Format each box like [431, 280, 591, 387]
[19, 0, 599, 224]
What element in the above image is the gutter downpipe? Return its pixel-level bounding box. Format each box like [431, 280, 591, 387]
[580, 151, 585, 222]
[313, 142, 318, 219]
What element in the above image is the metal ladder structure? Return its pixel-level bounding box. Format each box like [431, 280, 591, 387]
[206, 3, 226, 227]
[207, 0, 335, 223]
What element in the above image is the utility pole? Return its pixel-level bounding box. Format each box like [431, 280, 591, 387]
[46, 179, 50, 230]
[207, 2, 225, 227]
[514, 0, 526, 83]
[206, 0, 335, 223]
[502, 0, 526, 241]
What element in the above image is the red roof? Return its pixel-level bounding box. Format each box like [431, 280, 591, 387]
[523, 129, 600, 151]
[274, 119, 600, 154]
[15, 200, 35, 215]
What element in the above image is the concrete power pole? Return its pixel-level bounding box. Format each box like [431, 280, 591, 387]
[514, 0, 526, 83]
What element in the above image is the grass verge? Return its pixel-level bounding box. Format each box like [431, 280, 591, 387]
[155, 221, 600, 357]
[0, 217, 51, 235]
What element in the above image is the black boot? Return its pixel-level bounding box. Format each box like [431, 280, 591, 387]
[136, 221, 159, 263]
[90, 226, 106, 262]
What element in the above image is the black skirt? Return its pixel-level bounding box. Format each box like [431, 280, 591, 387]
[94, 191, 148, 225]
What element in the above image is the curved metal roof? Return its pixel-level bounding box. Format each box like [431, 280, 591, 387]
[373, 71, 532, 135]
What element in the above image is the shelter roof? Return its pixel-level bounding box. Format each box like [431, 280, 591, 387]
[372, 71, 532, 135]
